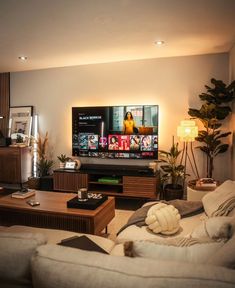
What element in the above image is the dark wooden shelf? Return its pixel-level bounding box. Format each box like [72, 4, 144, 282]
[89, 190, 123, 196]
[89, 181, 123, 186]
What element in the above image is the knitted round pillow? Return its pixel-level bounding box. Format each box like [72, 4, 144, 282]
[145, 203, 181, 235]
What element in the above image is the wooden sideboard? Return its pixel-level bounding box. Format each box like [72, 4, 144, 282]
[0, 147, 32, 184]
[53, 166, 158, 199]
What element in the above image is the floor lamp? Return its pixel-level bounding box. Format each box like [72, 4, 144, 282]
[177, 120, 200, 189]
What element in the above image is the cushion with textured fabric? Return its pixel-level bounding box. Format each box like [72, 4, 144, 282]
[202, 180, 235, 217]
[145, 203, 181, 235]
[0, 232, 47, 288]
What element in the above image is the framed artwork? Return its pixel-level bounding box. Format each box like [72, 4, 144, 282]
[64, 161, 77, 169]
[9, 106, 33, 145]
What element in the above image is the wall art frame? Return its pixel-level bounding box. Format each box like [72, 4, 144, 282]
[9, 106, 33, 145]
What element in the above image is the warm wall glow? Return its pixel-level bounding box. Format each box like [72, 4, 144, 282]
[177, 120, 198, 142]
[33, 114, 38, 177]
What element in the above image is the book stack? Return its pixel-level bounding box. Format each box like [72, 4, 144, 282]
[196, 178, 217, 190]
[11, 189, 36, 199]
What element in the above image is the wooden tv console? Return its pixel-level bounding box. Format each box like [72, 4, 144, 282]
[53, 165, 159, 199]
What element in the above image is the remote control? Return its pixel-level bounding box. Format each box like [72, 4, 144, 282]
[27, 200, 40, 207]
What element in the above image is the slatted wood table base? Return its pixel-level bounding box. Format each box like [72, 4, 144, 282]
[0, 191, 115, 235]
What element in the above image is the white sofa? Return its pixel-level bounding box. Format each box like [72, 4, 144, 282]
[0, 180, 235, 288]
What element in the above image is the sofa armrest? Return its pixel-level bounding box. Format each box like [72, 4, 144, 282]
[0, 232, 47, 288]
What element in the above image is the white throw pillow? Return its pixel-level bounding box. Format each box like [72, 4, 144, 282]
[145, 203, 181, 235]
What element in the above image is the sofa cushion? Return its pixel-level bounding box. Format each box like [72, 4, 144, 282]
[203, 216, 235, 269]
[31, 244, 235, 288]
[191, 216, 235, 240]
[207, 235, 235, 269]
[0, 232, 47, 288]
[202, 180, 235, 217]
[123, 238, 224, 264]
[4, 225, 115, 253]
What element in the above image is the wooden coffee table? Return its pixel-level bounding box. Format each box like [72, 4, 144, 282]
[0, 191, 115, 235]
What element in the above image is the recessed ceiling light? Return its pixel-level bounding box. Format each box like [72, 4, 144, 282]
[155, 40, 165, 46]
[18, 56, 27, 61]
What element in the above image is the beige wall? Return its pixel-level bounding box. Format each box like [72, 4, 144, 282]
[229, 44, 235, 180]
[10, 53, 229, 181]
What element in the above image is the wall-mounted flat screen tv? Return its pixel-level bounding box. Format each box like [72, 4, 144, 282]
[72, 105, 159, 159]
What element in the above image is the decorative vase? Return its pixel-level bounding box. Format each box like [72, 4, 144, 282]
[75, 159, 81, 170]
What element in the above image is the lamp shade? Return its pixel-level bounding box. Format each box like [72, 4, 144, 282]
[177, 120, 198, 142]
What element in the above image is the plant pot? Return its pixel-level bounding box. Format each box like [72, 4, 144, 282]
[59, 162, 65, 169]
[40, 175, 54, 191]
[164, 184, 184, 201]
[28, 176, 40, 190]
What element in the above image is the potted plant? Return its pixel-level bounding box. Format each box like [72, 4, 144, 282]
[57, 154, 71, 169]
[28, 132, 54, 190]
[188, 78, 235, 178]
[159, 143, 185, 200]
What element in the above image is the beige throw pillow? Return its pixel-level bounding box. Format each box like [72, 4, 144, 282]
[202, 180, 235, 217]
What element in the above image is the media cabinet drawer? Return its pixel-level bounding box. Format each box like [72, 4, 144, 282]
[53, 172, 88, 192]
[123, 176, 157, 198]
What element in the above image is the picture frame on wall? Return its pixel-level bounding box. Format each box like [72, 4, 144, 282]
[9, 106, 33, 146]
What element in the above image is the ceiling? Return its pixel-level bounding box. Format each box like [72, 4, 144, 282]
[0, 0, 235, 73]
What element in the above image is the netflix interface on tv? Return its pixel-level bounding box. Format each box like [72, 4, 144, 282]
[72, 105, 159, 159]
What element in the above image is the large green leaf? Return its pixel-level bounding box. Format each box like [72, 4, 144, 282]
[214, 106, 231, 120]
[199, 93, 216, 104]
[214, 144, 229, 156]
[215, 132, 231, 140]
[204, 78, 235, 104]
[188, 108, 202, 119]
[227, 80, 235, 92]
[198, 146, 210, 155]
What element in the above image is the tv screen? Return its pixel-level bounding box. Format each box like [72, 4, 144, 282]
[72, 105, 159, 159]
